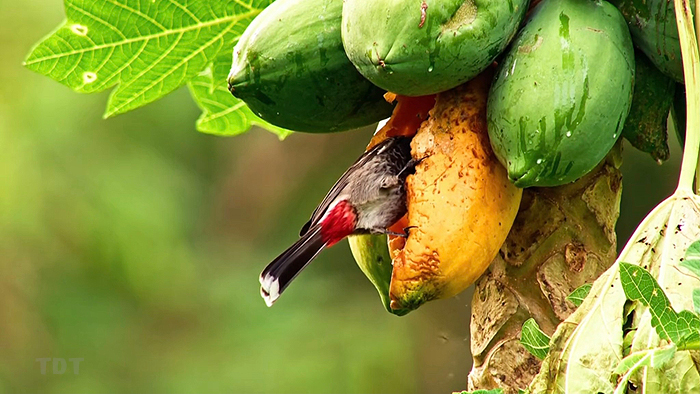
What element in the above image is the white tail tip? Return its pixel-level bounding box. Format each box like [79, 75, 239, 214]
[259, 275, 280, 307]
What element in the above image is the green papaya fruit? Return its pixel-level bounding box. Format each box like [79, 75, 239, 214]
[348, 235, 410, 316]
[341, 0, 529, 96]
[487, 0, 634, 187]
[610, 0, 695, 83]
[227, 0, 394, 133]
[621, 50, 675, 163]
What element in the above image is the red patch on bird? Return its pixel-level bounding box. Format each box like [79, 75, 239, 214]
[320, 200, 357, 246]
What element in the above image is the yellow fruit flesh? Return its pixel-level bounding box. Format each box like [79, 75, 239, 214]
[388, 71, 522, 310]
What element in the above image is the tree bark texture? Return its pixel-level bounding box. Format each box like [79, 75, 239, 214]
[467, 145, 623, 393]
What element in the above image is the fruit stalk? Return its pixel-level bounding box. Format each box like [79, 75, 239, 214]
[697, 0, 700, 67]
[674, 0, 700, 192]
[695, 0, 700, 191]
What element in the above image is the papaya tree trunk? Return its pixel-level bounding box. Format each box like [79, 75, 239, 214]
[467, 145, 623, 393]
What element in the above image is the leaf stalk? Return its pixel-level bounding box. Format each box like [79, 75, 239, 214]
[675, 0, 700, 192]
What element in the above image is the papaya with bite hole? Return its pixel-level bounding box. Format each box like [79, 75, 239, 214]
[350, 70, 522, 313]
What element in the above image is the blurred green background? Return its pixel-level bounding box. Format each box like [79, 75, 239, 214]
[0, 1, 683, 393]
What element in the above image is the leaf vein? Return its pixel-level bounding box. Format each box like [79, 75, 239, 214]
[69, 3, 127, 39]
[25, 11, 256, 66]
[101, 0, 167, 30]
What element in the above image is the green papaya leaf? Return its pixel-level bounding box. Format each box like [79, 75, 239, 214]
[694, 289, 700, 314]
[613, 345, 677, 375]
[520, 318, 551, 360]
[677, 323, 700, 350]
[680, 239, 700, 277]
[619, 262, 700, 349]
[531, 190, 700, 394]
[566, 283, 592, 307]
[24, 0, 280, 136]
[622, 330, 636, 355]
[530, 266, 626, 394]
[612, 345, 677, 394]
[188, 60, 291, 138]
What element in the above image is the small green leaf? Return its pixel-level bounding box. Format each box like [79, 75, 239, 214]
[619, 263, 700, 347]
[676, 312, 700, 350]
[613, 345, 676, 374]
[613, 345, 677, 394]
[520, 318, 550, 360]
[188, 62, 291, 138]
[622, 330, 636, 355]
[566, 283, 592, 307]
[693, 289, 700, 314]
[685, 239, 700, 260]
[680, 240, 700, 277]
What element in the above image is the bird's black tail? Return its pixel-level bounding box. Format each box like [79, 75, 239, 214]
[259, 225, 326, 306]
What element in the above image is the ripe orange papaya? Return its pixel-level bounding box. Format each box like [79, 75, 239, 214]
[350, 70, 522, 313]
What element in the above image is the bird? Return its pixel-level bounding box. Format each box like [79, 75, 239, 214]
[259, 136, 418, 306]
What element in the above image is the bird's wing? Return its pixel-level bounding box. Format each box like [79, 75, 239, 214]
[299, 138, 396, 236]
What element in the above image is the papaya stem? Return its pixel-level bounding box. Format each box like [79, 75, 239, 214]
[674, 0, 700, 193]
[695, 0, 700, 192]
